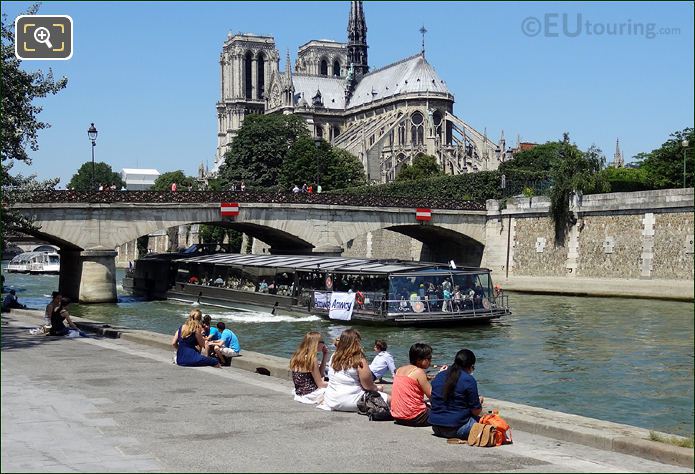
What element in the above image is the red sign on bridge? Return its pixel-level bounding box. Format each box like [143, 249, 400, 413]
[416, 208, 432, 221]
[220, 202, 240, 217]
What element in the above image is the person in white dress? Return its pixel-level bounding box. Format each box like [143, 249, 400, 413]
[318, 328, 389, 412]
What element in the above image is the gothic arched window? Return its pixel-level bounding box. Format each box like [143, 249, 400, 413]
[398, 121, 406, 145]
[244, 51, 253, 99]
[320, 59, 328, 76]
[257, 52, 265, 100]
[333, 60, 341, 77]
[432, 110, 443, 137]
[411, 112, 424, 145]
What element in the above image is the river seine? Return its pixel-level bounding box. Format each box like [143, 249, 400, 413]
[5, 269, 693, 437]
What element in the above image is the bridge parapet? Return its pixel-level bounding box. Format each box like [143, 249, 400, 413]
[16, 190, 485, 211]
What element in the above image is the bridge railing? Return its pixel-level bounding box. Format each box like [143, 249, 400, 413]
[12, 190, 486, 211]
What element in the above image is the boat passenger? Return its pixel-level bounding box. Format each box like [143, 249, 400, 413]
[391, 343, 440, 427]
[429, 349, 484, 440]
[171, 309, 220, 368]
[369, 339, 396, 382]
[213, 276, 224, 287]
[289, 331, 329, 404]
[259, 280, 269, 293]
[318, 329, 388, 412]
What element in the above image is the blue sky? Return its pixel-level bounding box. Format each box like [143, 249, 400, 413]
[3, 1, 693, 186]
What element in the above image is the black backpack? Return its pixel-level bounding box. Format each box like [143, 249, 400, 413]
[357, 391, 393, 421]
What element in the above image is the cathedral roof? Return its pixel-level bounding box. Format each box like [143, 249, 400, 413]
[292, 74, 346, 109]
[347, 54, 451, 109]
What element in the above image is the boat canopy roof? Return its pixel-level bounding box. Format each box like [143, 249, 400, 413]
[173, 253, 489, 276]
[10, 251, 59, 262]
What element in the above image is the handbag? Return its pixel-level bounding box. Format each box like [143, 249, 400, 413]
[356, 391, 392, 421]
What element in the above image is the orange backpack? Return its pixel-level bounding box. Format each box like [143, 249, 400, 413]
[479, 411, 513, 446]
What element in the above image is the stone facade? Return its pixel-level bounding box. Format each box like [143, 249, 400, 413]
[483, 189, 694, 281]
[342, 228, 423, 260]
[509, 217, 568, 277]
[214, 1, 507, 183]
[651, 212, 694, 280]
[575, 215, 643, 279]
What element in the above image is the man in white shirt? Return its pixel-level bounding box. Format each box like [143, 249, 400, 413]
[369, 339, 396, 382]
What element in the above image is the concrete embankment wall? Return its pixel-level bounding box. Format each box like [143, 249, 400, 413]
[10, 308, 693, 468]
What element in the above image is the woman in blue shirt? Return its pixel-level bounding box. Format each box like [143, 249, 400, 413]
[428, 349, 484, 439]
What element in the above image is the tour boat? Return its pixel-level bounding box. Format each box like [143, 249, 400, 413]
[6, 251, 60, 274]
[125, 249, 510, 326]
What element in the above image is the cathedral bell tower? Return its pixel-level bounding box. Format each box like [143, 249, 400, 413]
[347, 0, 369, 77]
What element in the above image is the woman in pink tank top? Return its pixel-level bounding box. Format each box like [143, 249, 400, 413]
[391, 343, 443, 427]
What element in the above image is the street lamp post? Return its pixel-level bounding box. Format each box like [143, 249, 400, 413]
[88, 123, 98, 191]
[313, 136, 322, 188]
[682, 139, 689, 189]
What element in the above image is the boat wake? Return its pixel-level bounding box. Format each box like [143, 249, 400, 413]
[215, 310, 321, 324]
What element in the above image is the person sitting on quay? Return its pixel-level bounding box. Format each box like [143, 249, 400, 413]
[201, 314, 221, 342]
[318, 328, 388, 412]
[429, 349, 484, 440]
[49, 298, 81, 336]
[44, 291, 61, 328]
[391, 343, 442, 427]
[369, 339, 396, 383]
[2, 289, 27, 312]
[289, 331, 329, 404]
[210, 321, 241, 365]
[171, 309, 220, 368]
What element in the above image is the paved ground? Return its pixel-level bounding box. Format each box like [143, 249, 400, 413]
[502, 276, 693, 301]
[2, 315, 692, 473]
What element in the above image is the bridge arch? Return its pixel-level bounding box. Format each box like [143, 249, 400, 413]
[384, 225, 484, 266]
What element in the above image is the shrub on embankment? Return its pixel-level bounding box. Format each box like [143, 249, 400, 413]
[330, 170, 549, 204]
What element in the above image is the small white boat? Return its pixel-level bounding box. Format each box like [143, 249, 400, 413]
[6, 251, 60, 274]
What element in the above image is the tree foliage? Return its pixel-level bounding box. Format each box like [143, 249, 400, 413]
[67, 161, 124, 191]
[636, 127, 694, 189]
[219, 114, 310, 187]
[198, 225, 243, 252]
[499, 142, 564, 174]
[278, 137, 366, 191]
[395, 154, 443, 181]
[1, 6, 67, 243]
[152, 170, 195, 191]
[598, 166, 651, 192]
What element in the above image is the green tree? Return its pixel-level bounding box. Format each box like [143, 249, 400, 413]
[67, 161, 124, 191]
[325, 147, 366, 190]
[599, 166, 652, 192]
[278, 136, 326, 190]
[152, 170, 195, 191]
[279, 138, 366, 191]
[498, 142, 565, 174]
[198, 225, 243, 252]
[1, 6, 67, 244]
[637, 128, 694, 189]
[219, 114, 310, 187]
[549, 142, 608, 245]
[395, 154, 443, 181]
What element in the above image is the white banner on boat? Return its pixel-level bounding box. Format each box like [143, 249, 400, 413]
[328, 292, 356, 321]
[314, 291, 331, 311]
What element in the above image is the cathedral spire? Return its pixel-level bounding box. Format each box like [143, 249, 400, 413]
[347, 0, 369, 77]
[285, 49, 292, 79]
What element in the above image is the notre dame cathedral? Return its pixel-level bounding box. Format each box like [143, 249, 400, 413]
[214, 1, 507, 183]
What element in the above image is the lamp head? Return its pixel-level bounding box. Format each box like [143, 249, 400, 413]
[88, 123, 98, 141]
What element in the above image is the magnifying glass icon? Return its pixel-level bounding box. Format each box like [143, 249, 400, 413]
[33, 27, 53, 49]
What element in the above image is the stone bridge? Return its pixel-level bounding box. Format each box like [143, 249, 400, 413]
[11, 191, 487, 303]
[12, 188, 693, 304]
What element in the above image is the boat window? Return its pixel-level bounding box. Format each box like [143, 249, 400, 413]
[49, 255, 60, 264]
[452, 272, 491, 299]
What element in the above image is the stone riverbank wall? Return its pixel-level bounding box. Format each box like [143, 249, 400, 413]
[481, 188, 693, 280]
